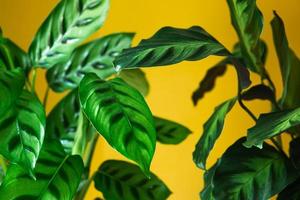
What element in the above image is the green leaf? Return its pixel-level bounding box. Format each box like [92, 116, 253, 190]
[47, 33, 134, 92]
[193, 98, 236, 169]
[241, 84, 275, 102]
[79, 73, 156, 174]
[0, 139, 84, 200]
[271, 12, 300, 109]
[200, 161, 219, 200]
[29, 0, 109, 68]
[0, 90, 46, 175]
[154, 116, 191, 144]
[213, 138, 297, 200]
[118, 69, 149, 96]
[94, 160, 171, 200]
[245, 107, 300, 148]
[277, 178, 300, 200]
[289, 137, 300, 169]
[227, 0, 265, 75]
[0, 68, 25, 117]
[115, 26, 229, 69]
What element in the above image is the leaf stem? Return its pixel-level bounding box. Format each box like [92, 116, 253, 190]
[31, 68, 37, 94]
[74, 172, 96, 200]
[43, 86, 50, 109]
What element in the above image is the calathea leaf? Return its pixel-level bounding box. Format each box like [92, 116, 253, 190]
[47, 33, 134, 92]
[271, 12, 300, 109]
[0, 68, 25, 117]
[118, 68, 149, 96]
[245, 107, 300, 148]
[0, 139, 84, 200]
[277, 178, 300, 200]
[29, 0, 109, 68]
[94, 160, 171, 200]
[79, 73, 156, 174]
[115, 26, 230, 69]
[241, 84, 275, 103]
[226, 0, 265, 75]
[200, 161, 219, 200]
[154, 116, 191, 144]
[0, 90, 46, 175]
[289, 137, 300, 169]
[193, 98, 236, 169]
[213, 138, 298, 200]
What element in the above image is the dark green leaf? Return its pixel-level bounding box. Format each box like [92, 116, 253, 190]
[271, 12, 300, 109]
[0, 68, 25, 117]
[94, 160, 171, 200]
[277, 177, 300, 200]
[0, 90, 46, 175]
[200, 161, 219, 200]
[154, 116, 191, 144]
[213, 138, 297, 200]
[227, 0, 265, 75]
[115, 26, 229, 69]
[118, 68, 149, 96]
[241, 84, 275, 102]
[245, 107, 300, 148]
[47, 33, 134, 92]
[0, 139, 84, 200]
[79, 73, 156, 174]
[289, 137, 300, 169]
[193, 98, 236, 169]
[29, 0, 109, 68]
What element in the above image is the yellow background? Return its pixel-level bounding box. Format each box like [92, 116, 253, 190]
[1, 0, 300, 199]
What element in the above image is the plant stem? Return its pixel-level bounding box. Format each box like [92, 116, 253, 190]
[75, 172, 96, 200]
[43, 86, 50, 109]
[31, 68, 37, 94]
[238, 97, 257, 122]
[0, 155, 7, 174]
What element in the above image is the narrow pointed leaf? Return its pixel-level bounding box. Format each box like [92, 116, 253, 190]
[277, 178, 300, 200]
[213, 138, 298, 200]
[94, 160, 171, 200]
[47, 33, 134, 92]
[79, 73, 156, 174]
[245, 107, 300, 148]
[29, 0, 109, 68]
[193, 98, 236, 169]
[200, 161, 219, 200]
[0, 90, 46, 174]
[154, 116, 191, 144]
[115, 26, 229, 69]
[241, 84, 275, 102]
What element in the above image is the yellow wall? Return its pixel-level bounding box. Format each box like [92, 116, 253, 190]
[1, 0, 300, 199]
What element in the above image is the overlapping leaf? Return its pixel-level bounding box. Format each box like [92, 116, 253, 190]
[200, 161, 219, 200]
[289, 138, 300, 169]
[277, 178, 300, 200]
[241, 84, 275, 103]
[47, 33, 134, 92]
[0, 90, 46, 174]
[154, 116, 191, 144]
[193, 98, 236, 169]
[94, 160, 171, 200]
[0, 139, 84, 200]
[79, 73, 156, 174]
[29, 0, 109, 68]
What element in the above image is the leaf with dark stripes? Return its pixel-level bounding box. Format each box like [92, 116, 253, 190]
[94, 160, 171, 200]
[154, 116, 191, 144]
[241, 84, 275, 103]
[193, 98, 236, 169]
[0, 90, 46, 175]
[0, 139, 84, 200]
[118, 68, 149, 96]
[29, 0, 109, 68]
[115, 26, 229, 69]
[47, 33, 134, 92]
[79, 73, 156, 174]
[213, 138, 298, 200]
[0, 68, 25, 117]
[200, 161, 219, 200]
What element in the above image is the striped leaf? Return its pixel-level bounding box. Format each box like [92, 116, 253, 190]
[47, 33, 134, 92]
[79, 73, 156, 174]
[0, 139, 84, 200]
[94, 160, 171, 200]
[29, 0, 109, 68]
[0, 90, 46, 174]
[115, 26, 229, 69]
[154, 116, 191, 144]
[0, 68, 25, 117]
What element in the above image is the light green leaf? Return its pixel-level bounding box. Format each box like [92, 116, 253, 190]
[29, 0, 109, 68]
[115, 26, 229, 69]
[271, 12, 300, 109]
[0, 90, 46, 175]
[94, 160, 171, 200]
[47, 33, 134, 92]
[213, 138, 297, 200]
[154, 116, 191, 144]
[0, 139, 84, 200]
[193, 98, 236, 169]
[245, 107, 300, 148]
[79, 73, 156, 174]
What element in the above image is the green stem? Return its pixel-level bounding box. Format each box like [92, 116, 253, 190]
[75, 172, 96, 200]
[31, 68, 37, 94]
[0, 155, 7, 174]
[43, 86, 50, 109]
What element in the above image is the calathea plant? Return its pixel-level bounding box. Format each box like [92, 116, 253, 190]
[0, 0, 192, 199]
[115, 0, 300, 199]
